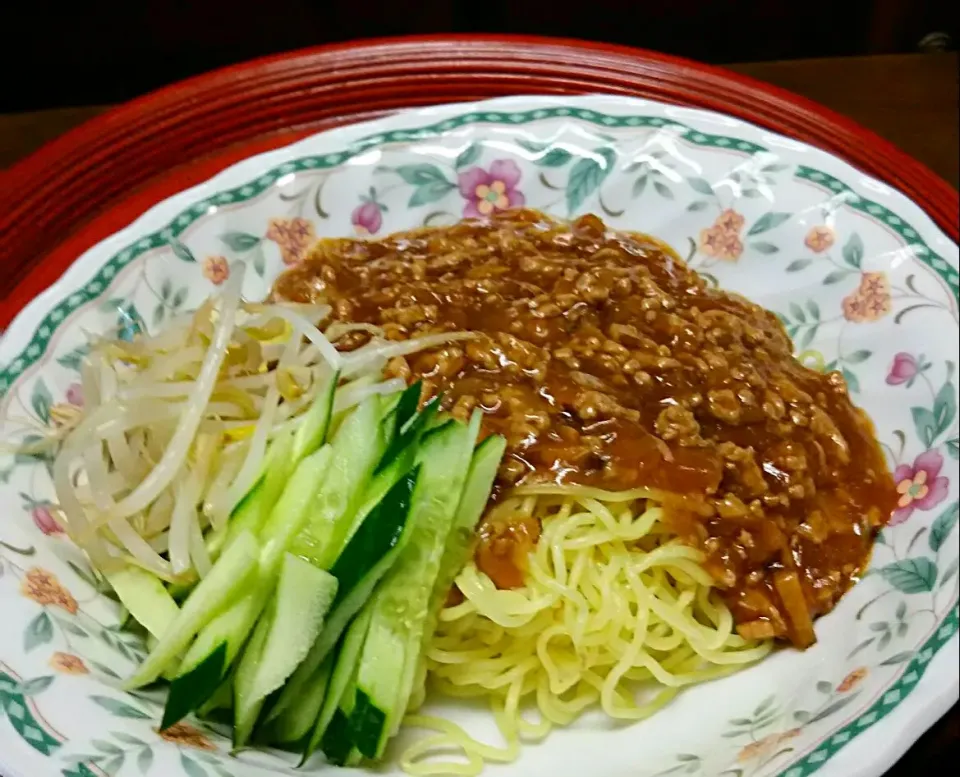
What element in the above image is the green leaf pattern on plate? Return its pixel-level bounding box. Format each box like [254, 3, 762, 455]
[566, 147, 617, 214]
[24, 611, 54, 652]
[167, 237, 196, 264]
[747, 211, 792, 236]
[878, 558, 938, 594]
[453, 142, 484, 170]
[218, 231, 261, 252]
[930, 502, 959, 553]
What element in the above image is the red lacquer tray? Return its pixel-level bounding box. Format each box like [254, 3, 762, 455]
[1, 35, 957, 329]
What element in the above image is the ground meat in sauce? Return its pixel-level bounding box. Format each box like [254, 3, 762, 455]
[273, 208, 897, 648]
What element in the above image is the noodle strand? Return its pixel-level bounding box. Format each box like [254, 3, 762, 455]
[403, 491, 772, 774]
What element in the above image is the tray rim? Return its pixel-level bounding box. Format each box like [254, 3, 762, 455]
[0, 90, 957, 777]
[1, 35, 956, 329]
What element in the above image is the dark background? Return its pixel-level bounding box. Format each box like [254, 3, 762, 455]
[1, 0, 956, 111]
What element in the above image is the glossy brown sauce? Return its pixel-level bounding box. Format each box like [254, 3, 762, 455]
[274, 209, 897, 647]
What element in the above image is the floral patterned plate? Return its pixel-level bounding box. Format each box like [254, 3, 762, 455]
[0, 95, 957, 777]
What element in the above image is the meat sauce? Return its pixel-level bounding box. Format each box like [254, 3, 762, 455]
[274, 209, 897, 647]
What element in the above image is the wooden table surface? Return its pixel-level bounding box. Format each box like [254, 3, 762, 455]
[0, 51, 957, 776]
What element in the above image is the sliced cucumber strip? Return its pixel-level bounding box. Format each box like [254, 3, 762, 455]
[302, 605, 374, 765]
[426, 427, 505, 643]
[349, 418, 480, 758]
[233, 554, 338, 747]
[178, 588, 268, 677]
[259, 444, 334, 571]
[125, 529, 258, 690]
[209, 371, 335, 562]
[105, 565, 180, 640]
[291, 369, 339, 463]
[335, 398, 441, 556]
[290, 395, 387, 567]
[207, 429, 294, 559]
[231, 615, 271, 747]
[268, 468, 419, 729]
[180, 444, 334, 676]
[161, 445, 333, 725]
[375, 392, 441, 474]
[256, 652, 333, 747]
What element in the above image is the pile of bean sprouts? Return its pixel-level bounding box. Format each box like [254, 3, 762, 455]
[41, 265, 472, 582]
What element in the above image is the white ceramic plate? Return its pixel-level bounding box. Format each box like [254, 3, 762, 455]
[1, 95, 957, 777]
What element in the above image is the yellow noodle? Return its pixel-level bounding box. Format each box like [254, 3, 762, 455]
[511, 483, 655, 502]
[400, 492, 773, 775]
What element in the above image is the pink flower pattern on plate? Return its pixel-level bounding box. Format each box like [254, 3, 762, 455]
[885, 352, 925, 387]
[32, 505, 64, 536]
[457, 160, 525, 218]
[886, 353, 918, 385]
[891, 450, 950, 525]
[66, 383, 84, 407]
[351, 201, 383, 236]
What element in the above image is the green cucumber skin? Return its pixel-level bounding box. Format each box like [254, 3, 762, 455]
[333, 400, 439, 558]
[161, 444, 333, 724]
[319, 709, 352, 767]
[256, 652, 333, 746]
[342, 449, 417, 550]
[161, 643, 227, 731]
[375, 392, 441, 475]
[291, 369, 340, 463]
[327, 688, 364, 768]
[125, 530, 259, 690]
[350, 418, 480, 758]
[329, 467, 420, 604]
[392, 380, 423, 437]
[197, 672, 234, 718]
[300, 606, 376, 765]
[267, 468, 419, 737]
[350, 689, 387, 759]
